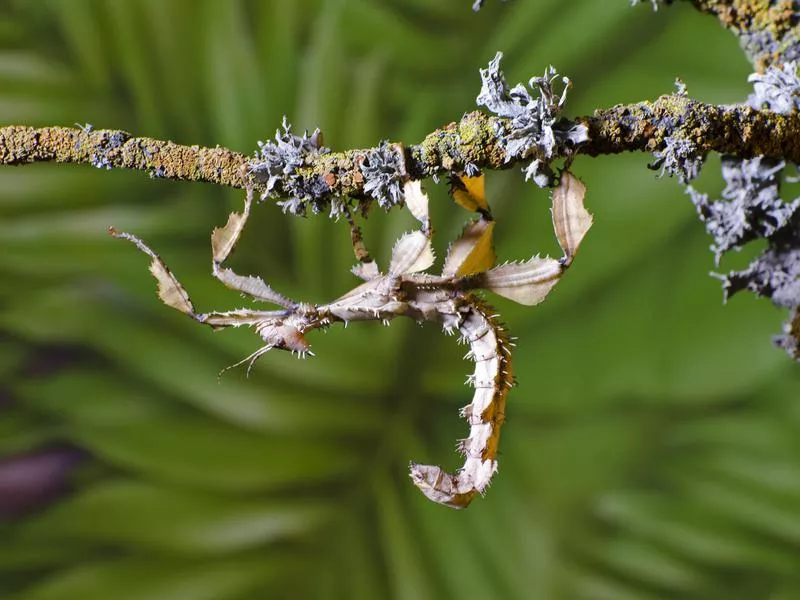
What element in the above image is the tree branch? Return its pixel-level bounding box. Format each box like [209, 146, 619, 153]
[581, 95, 800, 160]
[2, 96, 799, 199]
[678, 0, 800, 69]
[0, 125, 251, 189]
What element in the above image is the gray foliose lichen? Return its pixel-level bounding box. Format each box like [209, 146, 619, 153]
[248, 117, 331, 216]
[649, 80, 706, 183]
[652, 134, 706, 184]
[360, 141, 406, 210]
[476, 52, 588, 186]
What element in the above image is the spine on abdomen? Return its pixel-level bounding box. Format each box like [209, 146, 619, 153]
[409, 297, 513, 508]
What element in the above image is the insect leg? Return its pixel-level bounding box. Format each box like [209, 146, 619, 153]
[471, 170, 592, 305]
[210, 186, 297, 308]
[110, 225, 288, 323]
[343, 205, 380, 281]
[109, 226, 203, 319]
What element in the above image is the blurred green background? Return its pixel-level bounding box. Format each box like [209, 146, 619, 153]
[1, 1, 799, 598]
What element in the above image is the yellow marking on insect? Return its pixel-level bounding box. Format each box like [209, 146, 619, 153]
[450, 173, 490, 214]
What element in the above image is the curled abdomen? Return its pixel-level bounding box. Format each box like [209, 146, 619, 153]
[409, 298, 512, 509]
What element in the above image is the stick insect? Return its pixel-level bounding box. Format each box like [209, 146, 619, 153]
[109, 170, 591, 508]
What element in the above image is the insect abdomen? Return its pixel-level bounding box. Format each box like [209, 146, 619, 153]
[409, 298, 512, 509]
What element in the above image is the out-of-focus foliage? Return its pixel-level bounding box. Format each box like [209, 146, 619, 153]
[0, 1, 798, 598]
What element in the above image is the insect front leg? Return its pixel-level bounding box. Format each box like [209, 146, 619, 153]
[109, 227, 285, 328]
[210, 186, 297, 309]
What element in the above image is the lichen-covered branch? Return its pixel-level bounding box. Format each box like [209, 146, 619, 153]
[0, 125, 251, 189]
[637, 0, 800, 361]
[2, 97, 800, 200]
[638, 0, 800, 70]
[683, 63, 800, 362]
[781, 306, 800, 359]
[681, 0, 800, 69]
[581, 95, 800, 161]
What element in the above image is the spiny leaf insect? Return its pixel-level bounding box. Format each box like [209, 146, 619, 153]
[110, 170, 591, 508]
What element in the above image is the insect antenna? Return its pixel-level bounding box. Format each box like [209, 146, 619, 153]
[217, 344, 275, 379]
